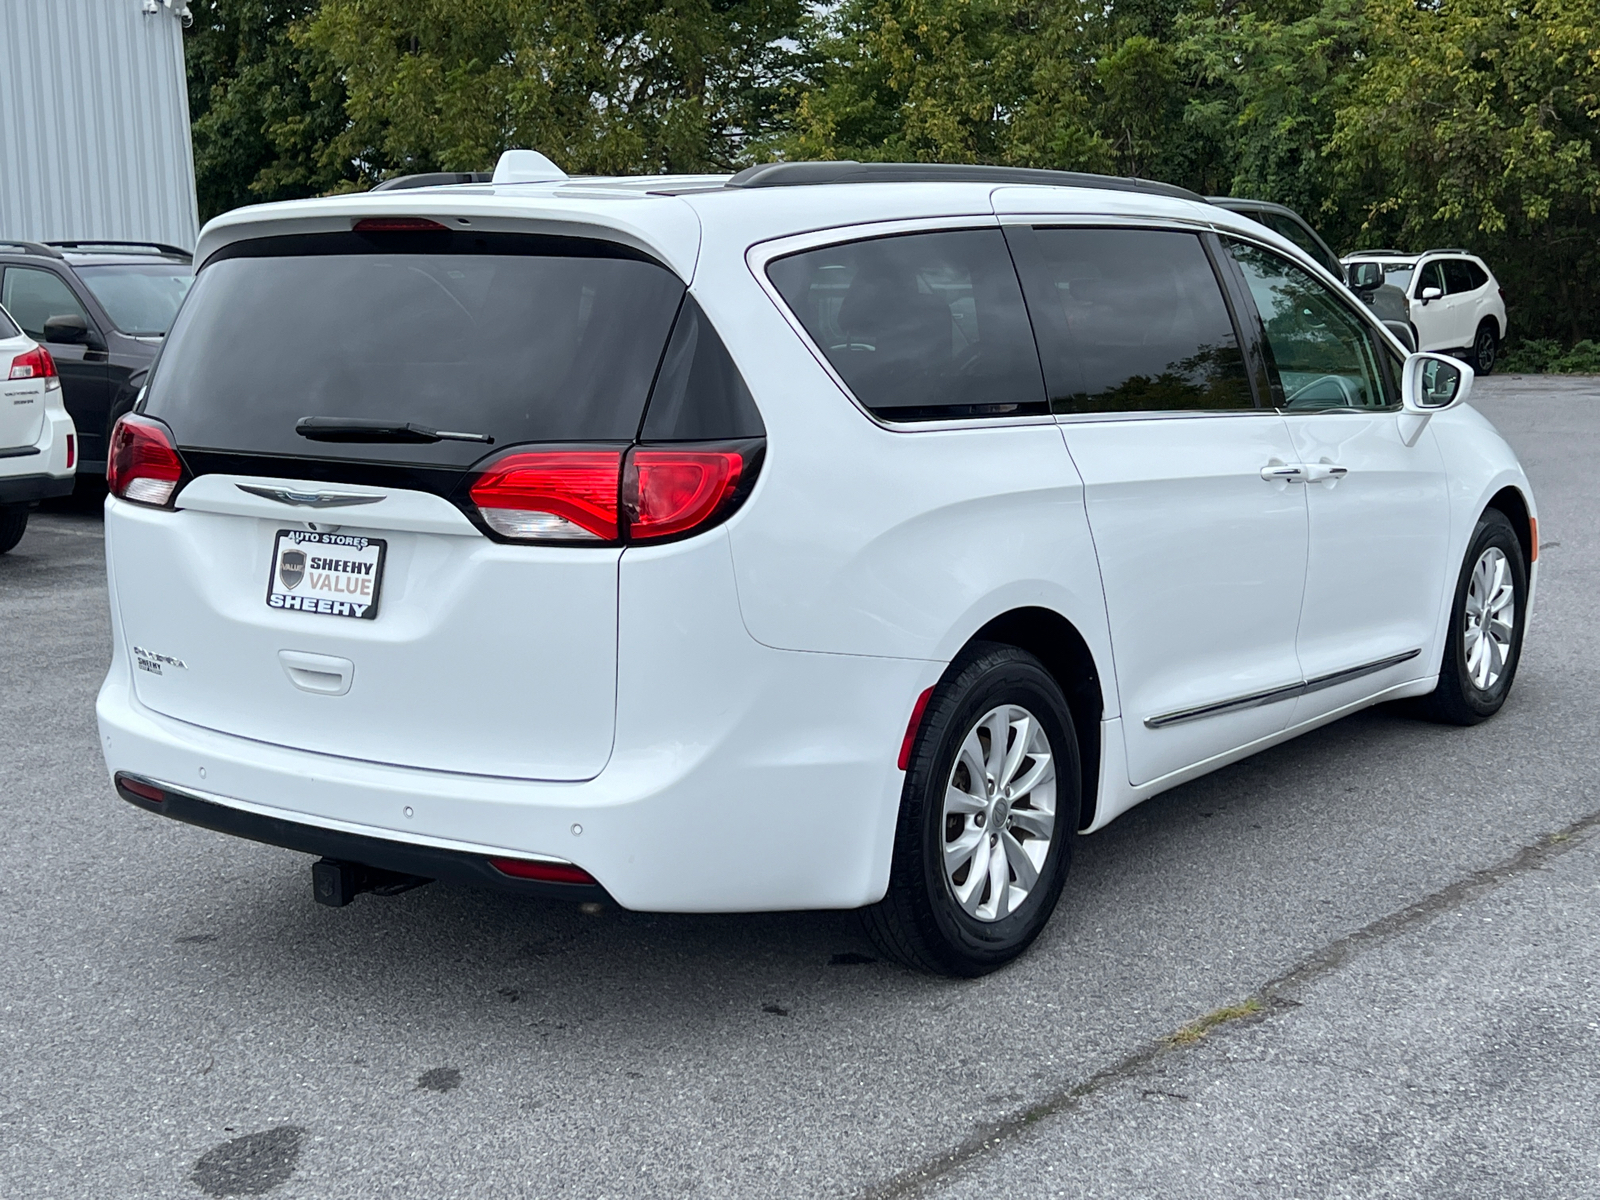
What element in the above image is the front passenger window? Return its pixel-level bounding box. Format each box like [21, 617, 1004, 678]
[1, 267, 92, 341]
[1226, 240, 1393, 410]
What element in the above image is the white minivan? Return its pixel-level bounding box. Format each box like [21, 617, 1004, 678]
[98, 157, 1536, 975]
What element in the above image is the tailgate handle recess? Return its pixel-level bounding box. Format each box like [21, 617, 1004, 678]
[279, 650, 354, 697]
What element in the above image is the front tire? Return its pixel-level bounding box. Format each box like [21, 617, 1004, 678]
[0, 505, 27, 555]
[863, 644, 1079, 976]
[1414, 509, 1527, 725]
[1472, 320, 1498, 376]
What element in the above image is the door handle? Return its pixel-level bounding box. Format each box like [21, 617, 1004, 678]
[1260, 463, 1308, 483]
[1304, 463, 1349, 483]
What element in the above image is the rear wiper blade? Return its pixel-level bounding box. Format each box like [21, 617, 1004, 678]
[295, 417, 494, 445]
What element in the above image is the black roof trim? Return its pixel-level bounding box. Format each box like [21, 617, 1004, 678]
[725, 160, 1203, 202]
[0, 240, 65, 259]
[47, 239, 191, 258]
[371, 172, 494, 192]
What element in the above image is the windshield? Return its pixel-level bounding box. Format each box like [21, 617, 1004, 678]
[75, 262, 194, 335]
[143, 232, 686, 467]
[1381, 262, 1415, 292]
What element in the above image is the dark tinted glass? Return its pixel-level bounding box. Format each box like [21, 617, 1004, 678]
[75, 262, 193, 335]
[641, 296, 765, 440]
[1465, 262, 1490, 290]
[2, 267, 91, 340]
[1226, 240, 1393, 410]
[1011, 227, 1252, 413]
[767, 229, 1047, 421]
[0, 303, 18, 339]
[1442, 259, 1478, 294]
[1259, 212, 1340, 276]
[145, 233, 685, 467]
[1417, 261, 1446, 295]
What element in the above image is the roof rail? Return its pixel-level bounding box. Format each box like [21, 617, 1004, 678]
[1420, 248, 1473, 256]
[1343, 248, 1410, 258]
[725, 160, 1204, 202]
[371, 171, 494, 192]
[0, 240, 65, 258]
[46, 240, 191, 258]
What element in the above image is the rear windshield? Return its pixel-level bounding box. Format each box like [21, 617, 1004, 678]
[75, 262, 193, 335]
[145, 232, 686, 466]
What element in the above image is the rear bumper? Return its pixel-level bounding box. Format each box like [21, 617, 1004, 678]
[113, 771, 610, 903]
[96, 525, 935, 912]
[0, 470, 74, 505]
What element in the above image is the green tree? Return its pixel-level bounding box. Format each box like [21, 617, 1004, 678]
[299, 0, 806, 180]
[185, 0, 352, 221]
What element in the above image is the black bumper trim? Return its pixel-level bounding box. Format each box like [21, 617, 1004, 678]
[0, 471, 74, 505]
[114, 773, 611, 903]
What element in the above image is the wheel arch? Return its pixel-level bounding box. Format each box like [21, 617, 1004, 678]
[1484, 485, 1534, 567]
[965, 606, 1106, 833]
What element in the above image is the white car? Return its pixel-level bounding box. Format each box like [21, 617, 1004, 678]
[97, 156, 1537, 975]
[1342, 249, 1507, 374]
[0, 303, 76, 553]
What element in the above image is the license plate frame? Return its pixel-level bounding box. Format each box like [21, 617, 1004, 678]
[266, 529, 386, 620]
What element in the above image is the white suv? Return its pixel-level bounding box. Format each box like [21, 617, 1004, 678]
[1342, 250, 1507, 374]
[0, 304, 76, 553]
[98, 157, 1537, 975]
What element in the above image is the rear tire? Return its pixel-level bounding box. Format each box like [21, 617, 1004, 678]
[1413, 508, 1526, 725]
[862, 643, 1078, 976]
[0, 505, 27, 555]
[1472, 320, 1498, 376]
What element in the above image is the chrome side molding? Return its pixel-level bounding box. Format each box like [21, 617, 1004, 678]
[1145, 648, 1422, 729]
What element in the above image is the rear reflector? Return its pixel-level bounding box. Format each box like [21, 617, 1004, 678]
[65, 433, 75, 470]
[107, 415, 184, 506]
[9, 344, 57, 380]
[898, 686, 935, 770]
[117, 774, 166, 804]
[488, 857, 597, 885]
[623, 448, 744, 541]
[468, 449, 623, 540]
[353, 217, 450, 233]
[1530, 516, 1538, 562]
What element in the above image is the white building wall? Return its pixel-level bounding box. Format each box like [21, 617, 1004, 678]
[0, 0, 198, 251]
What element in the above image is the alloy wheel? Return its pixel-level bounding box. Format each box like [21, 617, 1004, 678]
[940, 704, 1056, 922]
[1476, 327, 1496, 373]
[1463, 545, 1516, 691]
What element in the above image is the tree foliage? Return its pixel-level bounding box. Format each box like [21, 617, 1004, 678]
[186, 0, 1600, 341]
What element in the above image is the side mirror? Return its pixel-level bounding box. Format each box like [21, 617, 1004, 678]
[1349, 262, 1383, 293]
[1399, 352, 1472, 445]
[43, 312, 100, 348]
[1419, 285, 1442, 305]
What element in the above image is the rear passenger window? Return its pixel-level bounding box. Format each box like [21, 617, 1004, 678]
[1442, 259, 1479, 294]
[1009, 227, 1253, 414]
[766, 229, 1047, 422]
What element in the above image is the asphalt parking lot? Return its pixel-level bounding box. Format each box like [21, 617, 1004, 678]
[4, 376, 1598, 1199]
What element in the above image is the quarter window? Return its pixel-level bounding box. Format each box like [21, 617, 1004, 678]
[1, 267, 92, 341]
[1226, 240, 1394, 410]
[766, 229, 1047, 422]
[1010, 227, 1253, 414]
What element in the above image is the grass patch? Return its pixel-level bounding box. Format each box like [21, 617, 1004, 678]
[1167, 997, 1264, 1046]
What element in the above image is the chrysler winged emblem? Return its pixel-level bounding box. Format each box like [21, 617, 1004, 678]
[279, 548, 307, 590]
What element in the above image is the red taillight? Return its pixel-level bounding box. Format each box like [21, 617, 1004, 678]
[107, 415, 184, 507]
[65, 433, 75, 470]
[898, 686, 935, 771]
[623, 448, 744, 541]
[354, 217, 450, 233]
[468, 449, 623, 540]
[9, 344, 57, 380]
[488, 857, 597, 885]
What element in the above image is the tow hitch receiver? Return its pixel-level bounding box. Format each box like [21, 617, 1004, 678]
[313, 858, 433, 907]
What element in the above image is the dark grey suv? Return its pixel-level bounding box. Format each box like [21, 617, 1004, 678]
[0, 241, 192, 474]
